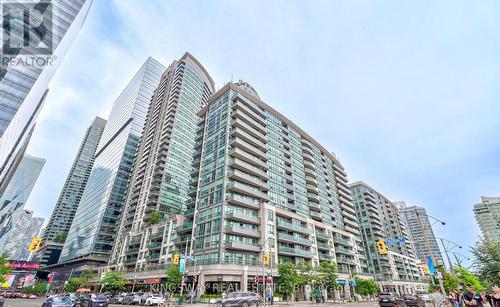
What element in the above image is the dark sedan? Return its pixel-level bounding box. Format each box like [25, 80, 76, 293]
[403, 294, 425, 307]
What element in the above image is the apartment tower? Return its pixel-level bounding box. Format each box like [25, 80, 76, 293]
[37, 116, 106, 266]
[473, 196, 500, 241]
[396, 202, 444, 265]
[109, 52, 215, 272]
[350, 181, 425, 294]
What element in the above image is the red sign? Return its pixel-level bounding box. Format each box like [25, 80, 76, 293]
[143, 278, 161, 284]
[253, 276, 272, 283]
[5, 262, 40, 270]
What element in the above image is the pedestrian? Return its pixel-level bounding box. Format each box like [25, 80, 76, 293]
[487, 286, 500, 307]
[463, 285, 486, 307]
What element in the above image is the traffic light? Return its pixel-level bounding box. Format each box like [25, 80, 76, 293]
[172, 253, 180, 264]
[28, 237, 42, 252]
[376, 240, 388, 255]
[263, 253, 270, 266]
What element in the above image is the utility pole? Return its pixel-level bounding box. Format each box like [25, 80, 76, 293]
[440, 238, 455, 274]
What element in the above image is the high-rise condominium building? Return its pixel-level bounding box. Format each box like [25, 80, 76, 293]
[396, 201, 444, 265]
[109, 52, 215, 272]
[0, 0, 93, 195]
[1, 209, 44, 261]
[58, 58, 165, 269]
[0, 154, 45, 250]
[108, 81, 367, 299]
[350, 181, 425, 294]
[37, 116, 106, 266]
[473, 196, 500, 241]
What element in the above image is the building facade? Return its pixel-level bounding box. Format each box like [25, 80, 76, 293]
[396, 201, 444, 265]
[350, 181, 425, 294]
[108, 81, 367, 299]
[0, 209, 44, 261]
[43, 116, 106, 243]
[0, 154, 45, 250]
[37, 116, 106, 266]
[108, 52, 215, 270]
[473, 196, 500, 241]
[0, 0, 93, 195]
[58, 58, 165, 266]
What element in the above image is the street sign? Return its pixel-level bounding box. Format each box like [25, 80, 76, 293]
[385, 238, 406, 246]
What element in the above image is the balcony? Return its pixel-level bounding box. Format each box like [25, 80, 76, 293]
[225, 225, 260, 238]
[278, 246, 313, 258]
[177, 221, 193, 233]
[316, 231, 330, 240]
[228, 169, 268, 190]
[124, 258, 138, 265]
[231, 127, 267, 151]
[304, 168, 317, 179]
[229, 147, 268, 169]
[276, 220, 309, 233]
[335, 246, 355, 255]
[225, 241, 261, 253]
[148, 242, 162, 249]
[232, 100, 266, 126]
[310, 211, 322, 221]
[303, 160, 315, 170]
[309, 202, 321, 212]
[229, 159, 268, 182]
[231, 107, 266, 132]
[308, 194, 320, 203]
[232, 118, 266, 140]
[227, 182, 269, 201]
[226, 194, 261, 210]
[306, 184, 319, 194]
[334, 236, 351, 245]
[277, 233, 311, 245]
[319, 253, 333, 261]
[226, 212, 260, 225]
[230, 137, 267, 162]
[316, 241, 332, 251]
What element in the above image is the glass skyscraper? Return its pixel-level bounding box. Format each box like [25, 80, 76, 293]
[2, 209, 44, 261]
[396, 201, 444, 265]
[0, 154, 45, 246]
[0, 0, 93, 195]
[473, 196, 500, 241]
[59, 58, 165, 265]
[109, 52, 215, 272]
[43, 116, 106, 243]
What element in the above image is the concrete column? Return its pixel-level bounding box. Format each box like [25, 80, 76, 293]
[344, 285, 351, 300]
[334, 289, 340, 301]
[198, 272, 206, 295]
[242, 268, 248, 292]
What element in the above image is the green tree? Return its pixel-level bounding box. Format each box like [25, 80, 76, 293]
[317, 261, 338, 292]
[63, 277, 82, 292]
[145, 211, 164, 226]
[53, 233, 67, 244]
[0, 255, 12, 284]
[276, 262, 300, 300]
[455, 267, 486, 292]
[100, 271, 127, 292]
[297, 261, 316, 286]
[472, 238, 500, 288]
[22, 282, 48, 294]
[166, 265, 182, 292]
[355, 277, 379, 296]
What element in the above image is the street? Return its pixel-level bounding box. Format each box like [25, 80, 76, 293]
[3, 298, 379, 307]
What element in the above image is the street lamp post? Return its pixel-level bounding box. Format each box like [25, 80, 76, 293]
[438, 238, 463, 274]
[260, 235, 274, 306]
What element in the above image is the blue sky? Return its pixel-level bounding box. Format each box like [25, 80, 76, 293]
[25, 0, 500, 263]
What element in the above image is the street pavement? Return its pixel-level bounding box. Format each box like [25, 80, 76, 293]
[4, 298, 379, 307]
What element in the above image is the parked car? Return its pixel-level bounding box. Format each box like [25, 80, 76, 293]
[403, 294, 425, 307]
[379, 292, 402, 307]
[122, 294, 141, 305]
[144, 294, 165, 306]
[42, 295, 75, 307]
[215, 292, 262, 307]
[109, 294, 125, 304]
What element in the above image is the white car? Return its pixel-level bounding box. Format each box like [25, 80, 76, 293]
[145, 294, 165, 306]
